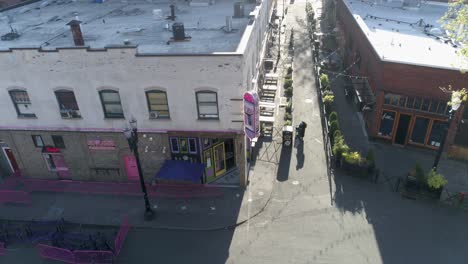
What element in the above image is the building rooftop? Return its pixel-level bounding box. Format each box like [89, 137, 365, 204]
[0, 0, 256, 54]
[344, 0, 468, 70]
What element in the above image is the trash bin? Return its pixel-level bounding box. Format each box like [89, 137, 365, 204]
[282, 126, 293, 147]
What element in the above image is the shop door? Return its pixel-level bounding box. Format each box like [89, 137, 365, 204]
[213, 143, 226, 176]
[204, 149, 215, 182]
[394, 114, 411, 145]
[51, 154, 70, 179]
[3, 147, 20, 176]
[124, 155, 139, 181]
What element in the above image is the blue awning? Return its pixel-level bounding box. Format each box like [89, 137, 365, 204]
[155, 160, 205, 183]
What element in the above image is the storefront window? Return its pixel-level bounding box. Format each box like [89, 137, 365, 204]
[188, 138, 197, 154]
[410, 117, 429, 144]
[406, 97, 414, 108]
[170, 137, 179, 153]
[179, 138, 188, 153]
[378, 111, 396, 137]
[413, 97, 422, 109]
[429, 100, 439, 113]
[398, 96, 406, 107]
[427, 120, 448, 148]
[421, 99, 430, 112]
[437, 101, 447, 115]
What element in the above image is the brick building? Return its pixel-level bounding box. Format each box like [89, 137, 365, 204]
[335, 0, 468, 159]
[0, 0, 275, 186]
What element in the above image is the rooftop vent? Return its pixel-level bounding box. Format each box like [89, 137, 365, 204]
[167, 4, 176, 21]
[172, 23, 185, 40]
[66, 19, 84, 46]
[225, 16, 233, 32]
[234, 2, 244, 18]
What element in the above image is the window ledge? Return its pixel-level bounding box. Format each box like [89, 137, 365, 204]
[104, 117, 125, 119]
[198, 118, 220, 121]
[17, 115, 37, 119]
[149, 117, 171, 120]
[61, 117, 83, 120]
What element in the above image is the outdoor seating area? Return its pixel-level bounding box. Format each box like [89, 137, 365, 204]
[259, 73, 279, 137]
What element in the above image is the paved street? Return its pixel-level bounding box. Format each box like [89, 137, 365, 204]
[2, 1, 468, 264]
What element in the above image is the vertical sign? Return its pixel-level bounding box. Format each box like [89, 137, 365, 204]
[243, 91, 260, 139]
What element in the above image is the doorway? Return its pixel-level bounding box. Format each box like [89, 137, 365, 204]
[394, 114, 411, 145]
[2, 147, 20, 176]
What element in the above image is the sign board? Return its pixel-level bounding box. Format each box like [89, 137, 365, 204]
[243, 91, 260, 139]
[87, 140, 116, 150]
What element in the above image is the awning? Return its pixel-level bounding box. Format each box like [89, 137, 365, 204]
[155, 160, 205, 183]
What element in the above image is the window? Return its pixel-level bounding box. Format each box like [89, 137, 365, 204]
[421, 99, 430, 112]
[437, 101, 447, 115]
[170, 137, 179, 153]
[413, 97, 422, 109]
[410, 117, 430, 144]
[196, 91, 219, 119]
[180, 138, 188, 153]
[52, 135, 65, 149]
[429, 100, 439, 113]
[146, 90, 170, 119]
[55, 90, 81, 119]
[188, 138, 197, 154]
[378, 111, 396, 137]
[406, 97, 415, 108]
[9, 90, 36, 118]
[32, 135, 44, 148]
[398, 96, 406, 107]
[427, 120, 448, 148]
[99, 90, 124, 118]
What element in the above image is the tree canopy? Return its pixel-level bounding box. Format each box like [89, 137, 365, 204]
[441, 0, 468, 57]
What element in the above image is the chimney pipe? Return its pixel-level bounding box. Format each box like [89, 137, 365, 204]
[169, 4, 176, 21]
[225, 16, 232, 32]
[66, 20, 84, 46]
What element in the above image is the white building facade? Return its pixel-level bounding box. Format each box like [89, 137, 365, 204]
[0, 0, 275, 186]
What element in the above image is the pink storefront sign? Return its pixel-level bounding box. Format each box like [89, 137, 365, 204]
[243, 91, 260, 139]
[87, 140, 116, 150]
[124, 155, 139, 181]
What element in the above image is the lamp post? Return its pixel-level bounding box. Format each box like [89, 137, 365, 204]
[123, 117, 155, 221]
[432, 95, 462, 171]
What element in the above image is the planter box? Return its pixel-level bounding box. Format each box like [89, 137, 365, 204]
[403, 176, 442, 200]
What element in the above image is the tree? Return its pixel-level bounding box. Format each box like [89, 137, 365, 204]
[440, 0, 468, 57]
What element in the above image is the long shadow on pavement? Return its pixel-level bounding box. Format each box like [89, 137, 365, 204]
[276, 146, 292, 182]
[333, 169, 468, 264]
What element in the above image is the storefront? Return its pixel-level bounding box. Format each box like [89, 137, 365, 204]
[168, 136, 237, 183]
[377, 93, 450, 149]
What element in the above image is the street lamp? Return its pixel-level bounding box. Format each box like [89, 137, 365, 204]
[432, 95, 462, 171]
[123, 117, 155, 221]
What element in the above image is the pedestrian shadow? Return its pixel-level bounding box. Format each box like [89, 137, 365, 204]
[296, 142, 304, 170]
[277, 146, 292, 182]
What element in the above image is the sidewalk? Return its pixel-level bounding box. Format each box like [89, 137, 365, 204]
[0, 159, 276, 231]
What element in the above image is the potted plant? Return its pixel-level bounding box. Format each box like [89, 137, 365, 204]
[329, 111, 338, 123]
[332, 134, 349, 167]
[341, 151, 365, 174]
[426, 169, 447, 198]
[329, 119, 339, 137]
[284, 79, 293, 89]
[319, 73, 330, 91]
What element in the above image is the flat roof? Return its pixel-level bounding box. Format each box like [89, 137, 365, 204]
[0, 0, 256, 54]
[344, 0, 468, 70]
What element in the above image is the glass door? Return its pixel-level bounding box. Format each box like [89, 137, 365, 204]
[204, 149, 215, 182]
[213, 143, 226, 176]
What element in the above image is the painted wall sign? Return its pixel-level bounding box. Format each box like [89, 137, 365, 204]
[243, 91, 260, 139]
[87, 140, 116, 150]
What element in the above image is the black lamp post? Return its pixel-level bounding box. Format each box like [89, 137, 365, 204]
[124, 117, 155, 221]
[432, 97, 462, 171]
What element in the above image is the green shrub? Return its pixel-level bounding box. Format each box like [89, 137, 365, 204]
[332, 134, 349, 157]
[329, 111, 338, 122]
[287, 66, 293, 75]
[323, 95, 334, 104]
[333, 129, 342, 139]
[342, 151, 363, 165]
[284, 79, 293, 89]
[284, 120, 292, 126]
[329, 120, 340, 136]
[366, 149, 375, 168]
[284, 112, 292, 121]
[285, 87, 293, 98]
[323, 90, 334, 96]
[319, 73, 329, 90]
[285, 74, 292, 79]
[427, 169, 448, 190]
[412, 163, 426, 184]
[285, 101, 292, 113]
